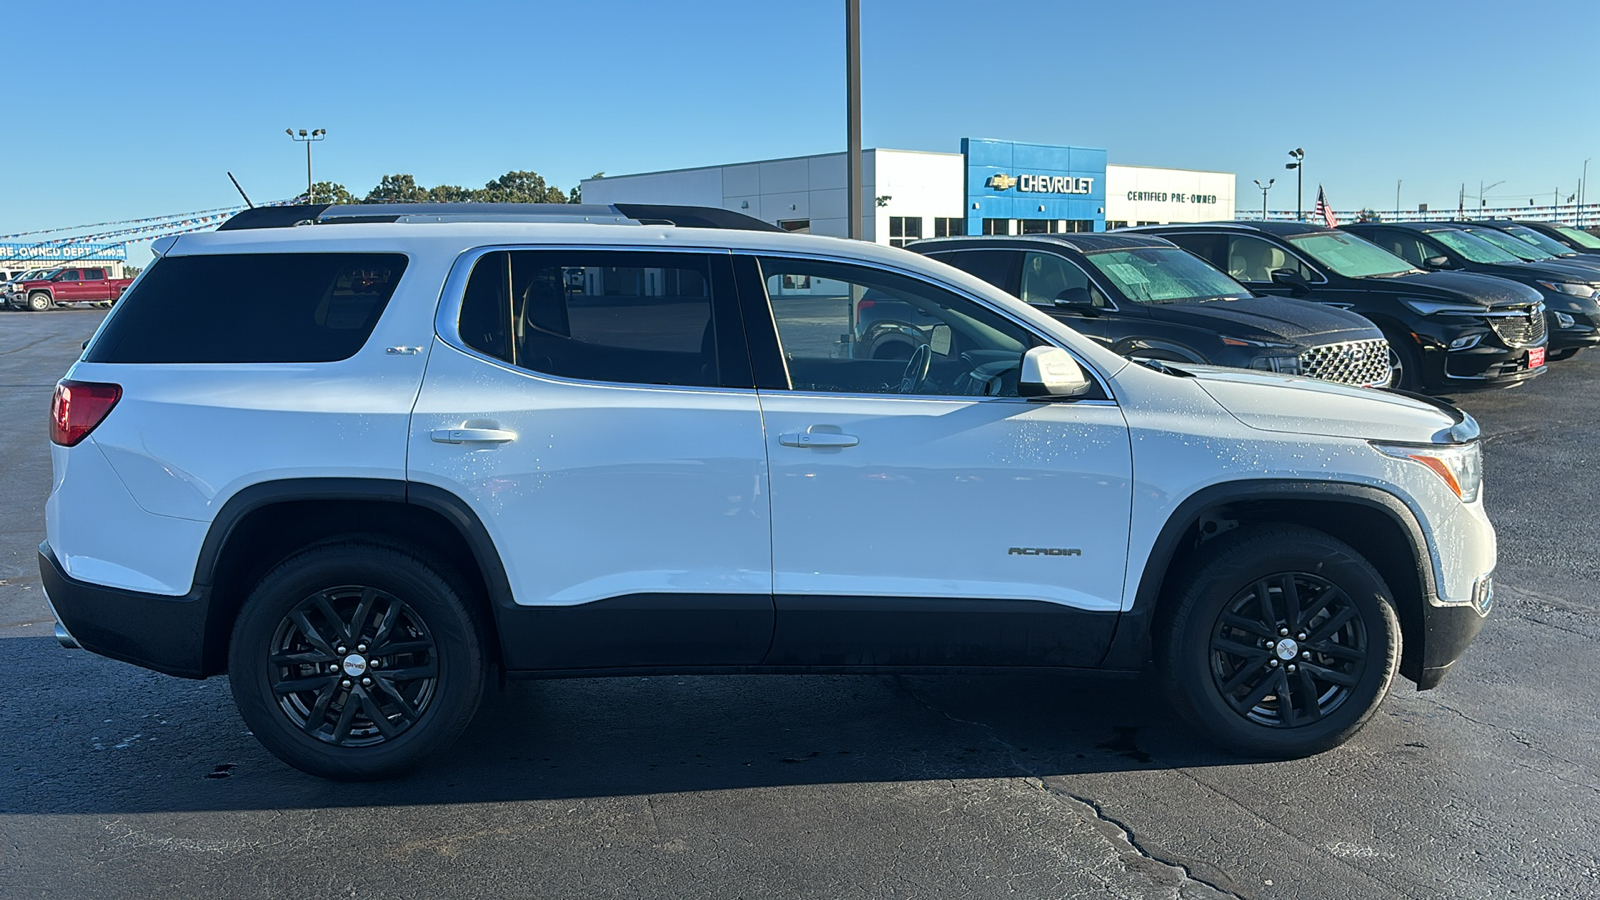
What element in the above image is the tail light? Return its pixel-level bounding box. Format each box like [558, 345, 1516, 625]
[857, 299, 875, 310]
[50, 380, 121, 447]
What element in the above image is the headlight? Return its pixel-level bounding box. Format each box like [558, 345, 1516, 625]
[1372, 440, 1482, 503]
[1536, 280, 1600, 299]
[1398, 298, 1487, 316]
[1247, 355, 1300, 374]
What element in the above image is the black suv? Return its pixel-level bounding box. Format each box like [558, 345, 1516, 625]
[1458, 220, 1600, 274]
[1131, 222, 1548, 392]
[907, 234, 1392, 387]
[1342, 221, 1600, 361]
[1509, 220, 1600, 255]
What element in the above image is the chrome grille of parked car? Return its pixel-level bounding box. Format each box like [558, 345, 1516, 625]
[1299, 338, 1392, 387]
[1488, 307, 1547, 348]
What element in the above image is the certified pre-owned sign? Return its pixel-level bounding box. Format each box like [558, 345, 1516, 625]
[986, 173, 1094, 195]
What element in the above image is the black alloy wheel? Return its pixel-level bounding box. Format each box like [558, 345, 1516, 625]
[1208, 572, 1367, 727]
[1157, 525, 1400, 757]
[268, 585, 440, 747]
[229, 540, 487, 780]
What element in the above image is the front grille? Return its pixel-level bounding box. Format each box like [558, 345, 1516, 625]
[1299, 338, 1392, 387]
[1488, 306, 1547, 348]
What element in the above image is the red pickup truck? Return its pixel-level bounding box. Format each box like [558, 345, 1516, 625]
[8, 267, 134, 311]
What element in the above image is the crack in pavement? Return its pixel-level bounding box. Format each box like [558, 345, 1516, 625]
[1428, 702, 1600, 793]
[891, 676, 1244, 900]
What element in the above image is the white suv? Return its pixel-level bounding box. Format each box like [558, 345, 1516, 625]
[42, 203, 1495, 780]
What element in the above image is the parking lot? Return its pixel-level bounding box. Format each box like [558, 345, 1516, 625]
[1, 309, 1595, 899]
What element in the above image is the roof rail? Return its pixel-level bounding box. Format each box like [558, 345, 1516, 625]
[217, 202, 782, 233]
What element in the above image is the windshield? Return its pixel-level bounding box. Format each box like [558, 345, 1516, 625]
[1286, 232, 1415, 278]
[1464, 227, 1553, 261]
[1082, 246, 1250, 304]
[1551, 224, 1600, 249]
[1430, 229, 1526, 264]
[1503, 225, 1579, 257]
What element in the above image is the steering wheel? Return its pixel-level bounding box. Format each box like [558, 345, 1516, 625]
[898, 343, 932, 394]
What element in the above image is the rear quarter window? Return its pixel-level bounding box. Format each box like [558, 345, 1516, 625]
[87, 253, 408, 363]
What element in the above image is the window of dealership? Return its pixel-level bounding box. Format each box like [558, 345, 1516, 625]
[580, 138, 1235, 245]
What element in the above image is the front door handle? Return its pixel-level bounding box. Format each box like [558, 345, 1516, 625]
[779, 430, 859, 448]
[431, 427, 516, 444]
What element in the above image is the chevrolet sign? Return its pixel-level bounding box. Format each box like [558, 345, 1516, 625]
[985, 173, 1094, 195]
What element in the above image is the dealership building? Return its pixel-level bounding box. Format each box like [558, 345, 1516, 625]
[580, 137, 1235, 245]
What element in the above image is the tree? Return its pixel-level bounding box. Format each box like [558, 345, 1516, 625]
[1355, 208, 1383, 223]
[299, 181, 358, 205]
[479, 170, 569, 204]
[426, 184, 476, 203]
[364, 174, 427, 204]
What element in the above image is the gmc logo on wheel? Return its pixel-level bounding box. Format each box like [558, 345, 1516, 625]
[1008, 547, 1082, 556]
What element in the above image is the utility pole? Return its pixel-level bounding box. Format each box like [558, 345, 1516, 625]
[1395, 179, 1401, 221]
[845, 0, 862, 240]
[1581, 158, 1591, 228]
[286, 128, 326, 203]
[1479, 180, 1505, 217]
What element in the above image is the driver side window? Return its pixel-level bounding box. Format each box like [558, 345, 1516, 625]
[756, 256, 1037, 397]
[1020, 251, 1109, 308]
[1226, 236, 1312, 283]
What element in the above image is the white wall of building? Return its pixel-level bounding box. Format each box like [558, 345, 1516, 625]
[1104, 165, 1235, 227]
[583, 151, 1237, 239]
[581, 153, 881, 240]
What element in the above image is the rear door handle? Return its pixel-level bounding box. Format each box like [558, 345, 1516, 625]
[431, 427, 516, 444]
[779, 431, 859, 448]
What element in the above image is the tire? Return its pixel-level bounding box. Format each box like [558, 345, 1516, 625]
[1385, 332, 1422, 391]
[1155, 525, 1401, 757]
[228, 540, 488, 780]
[27, 292, 50, 312]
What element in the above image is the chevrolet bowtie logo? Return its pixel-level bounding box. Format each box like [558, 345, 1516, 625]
[987, 173, 1017, 191]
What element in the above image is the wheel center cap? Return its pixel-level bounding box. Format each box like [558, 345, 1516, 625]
[342, 654, 368, 677]
[1275, 638, 1300, 661]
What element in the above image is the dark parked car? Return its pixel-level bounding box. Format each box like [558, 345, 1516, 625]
[1459, 220, 1600, 273]
[905, 233, 1393, 387]
[1508, 220, 1600, 255]
[1342, 221, 1600, 361]
[1129, 222, 1547, 392]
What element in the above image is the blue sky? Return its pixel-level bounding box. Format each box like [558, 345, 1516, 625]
[4, 0, 1597, 246]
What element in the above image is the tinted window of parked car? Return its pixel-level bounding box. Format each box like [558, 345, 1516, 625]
[459, 250, 721, 388]
[87, 253, 407, 364]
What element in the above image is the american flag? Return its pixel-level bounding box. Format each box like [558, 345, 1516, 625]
[1313, 185, 1338, 227]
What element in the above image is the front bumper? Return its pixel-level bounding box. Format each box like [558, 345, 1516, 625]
[1411, 573, 1493, 689]
[1434, 341, 1547, 388]
[39, 541, 213, 679]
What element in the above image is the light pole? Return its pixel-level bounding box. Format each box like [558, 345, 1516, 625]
[845, 0, 861, 240]
[1285, 148, 1304, 221]
[286, 128, 326, 203]
[1581, 158, 1591, 228]
[1254, 178, 1275, 221]
[1395, 179, 1402, 221]
[1478, 180, 1504, 216]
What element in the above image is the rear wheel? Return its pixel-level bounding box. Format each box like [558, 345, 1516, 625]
[1156, 525, 1400, 757]
[228, 540, 488, 780]
[27, 292, 50, 312]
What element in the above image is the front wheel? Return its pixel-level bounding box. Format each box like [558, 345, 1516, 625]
[1384, 333, 1422, 391]
[1156, 525, 1400, 757]
[228, 540, 488, 780]
[27, 292, 50, 312]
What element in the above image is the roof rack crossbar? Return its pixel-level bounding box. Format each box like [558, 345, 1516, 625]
[217, 202, 783, 233]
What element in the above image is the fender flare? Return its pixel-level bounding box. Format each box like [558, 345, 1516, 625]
[1100, 479, 1437, 669]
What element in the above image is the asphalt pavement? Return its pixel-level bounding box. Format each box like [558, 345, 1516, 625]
[1, 310, 1595, 899]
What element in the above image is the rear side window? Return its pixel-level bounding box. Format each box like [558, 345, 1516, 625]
[88, 253, 407, 363]
[457, 250, 720, 387]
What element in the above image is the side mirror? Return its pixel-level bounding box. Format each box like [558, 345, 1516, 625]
[1270, 268, 1312, 297]
[1018, 346, 1092, 399]
[1423, 255, 1454, 270]
[1053, 286, 1096, 309]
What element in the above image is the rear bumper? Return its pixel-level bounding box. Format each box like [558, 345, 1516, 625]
[38, 541, 212, 679]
